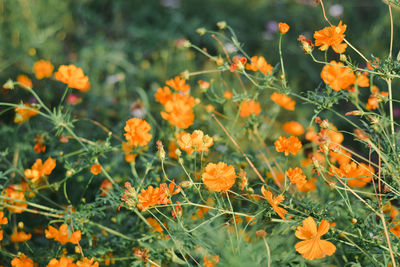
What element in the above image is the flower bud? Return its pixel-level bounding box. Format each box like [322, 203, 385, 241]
[180, 181, 192, 188]
[340, 54, 347, 62]
[217, 21, 227, 30]
[182, 40, 191, 48]
[256, 230, 267, 238]
[196, 27, 206, 36]
[3, 79, 14, 90]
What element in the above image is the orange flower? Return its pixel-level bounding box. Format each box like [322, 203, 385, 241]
[11, 253, 35, 267]
[33, 134, 46, 153]
[14, 104, 38, 124]
[33, 60, 54, 79]
[3, 184, 28, 213]
[24, 157, 56, 183]
[166, 76, 190, 93]
[321, 61, 356, 91]
[11, 231, 32, 243]
[239, 100, 261, 117]
[100, 179, 113, 196]
[354, 72, 369, 88]
[270, 92, 295, 110]
[198, 80, 210, 90]
[282, 121, 304, 136]
[168, 141, 178, 159]
[17, 74, 33, 89]
[329, 161, 374, 187]
[45, 224, 81, 245]
[154, 86, 173, 105]
[314, 21, 347, 53]
[55, 65, 90, 91]
[286, 167, 307, 186]
[230, 56, 247, 72]
[261, 186, 288, 220]
[160, 93, 195, 129]
[90, 164, 101, 175]
[202, 162, 236, 192]
[296, 178, 317, 193]
[278, 22, 290, 34]
[0, 211, 8, 242]
[76, 258, 99, 267]
[124, 118, 152, 147]
[246, 56, 273, 75]
[366, 86, 388, 110]
[203, 255, 219, 267]
[224, 90, 233, 99]
[274, 136, 302, 156]
[137, 185, 165, 211]
[176, 130, 213, 155]
[295, 217, 336, 260]
[47, 257, 76, 267]
[146, 217, 164, 233]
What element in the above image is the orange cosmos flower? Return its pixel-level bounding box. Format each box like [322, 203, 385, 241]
[168, 141, 178, 159]
[230, 56, 247, 72]
[321, 61, 356, 91]
[329, 148, 351, 166]
[329, 161, 374, 187]
[90, 164, 101, 175]
[286, 167, 307, 186]
[11, 253, 35, 267]
[246, 56, 273, 75]
[224, 90, 233, 99]
[296, 177, 317, 193]
[3, 184, 28, 213]
[198, 80, 210, 90]
[0, 211, 7, 241]
[154, 86, 173, 105]
[270, 92, 295, 110]
[202, 162, 236, 192]
[33, 134, 46, 153]
[76, 258, 99, 267]
[14, 104, 38, 124]
[137, 185, 165, 211]
[240, 100, 261, 117]
[45, 224, 81, 245]
[55, 65, 90, 91]
[314, 21, 347, 53]
[261, 186, 288, 220]
[160, 93, 195, 129]
[166, 76, 190, 93]
[146, 217, 164, 233]
[366, 86, 388, 110]
[279, 22, 290, 34]
[100, 179, 113, 196]
[274, 136, 302, 156]
[33, 60, 54, 79]
[11, 231, 32, 243]
[24, 157, 56, 183]
[295, 217, 336, 260]
[282, 121, 305, 136]
[203, 255, 219, 267]
[124, 118, 152, 147]
[47, 257, 76, 267]
[17, 74, 33, 89]
[176, 130, 213, 155]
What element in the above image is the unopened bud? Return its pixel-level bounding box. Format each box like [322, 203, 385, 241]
[3, 79, 14, 90]
[156, 140, 166, 160]
[340, 54, 347, 62]
[180, 181, 193, 188]
[217, 21, 227, 30]
[18, 221, 24, 229]
[196, 27, 206, 36]
[182, 40, 191, 48]
[181, 70, 190, 80]
[354, 129, 370, 140]
[256, 230, 267, 238]
[345, 110, 363, 116]
[351, 218, 357, 224]
[175, 148, 182, 157]
[66, 170, 74, 177]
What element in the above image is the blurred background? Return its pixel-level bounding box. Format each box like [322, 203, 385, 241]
[0, 0, 398, 129]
